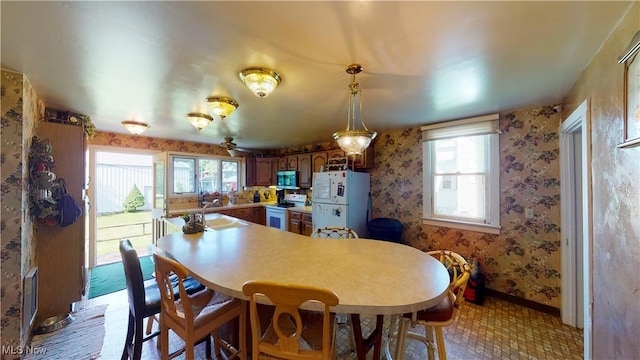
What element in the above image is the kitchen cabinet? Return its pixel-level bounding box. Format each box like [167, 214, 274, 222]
[35, 122, 86, 325]
[297, 154, 312, 188]
[288, 210, 313, 236]
[253, 206, 266, 225]
[246, 156, 257, 186]
[255, 158, 273, 186]
[301, 213, 313, 236]
[327, 149, 346, 160]
[271, 159, 280, 188]
[278, 157, 288, 171]
[353, 146, 375, 169]
[312, 152, 327, 173]
[287, 155, 298, 170]
[233, 207, 254, 223]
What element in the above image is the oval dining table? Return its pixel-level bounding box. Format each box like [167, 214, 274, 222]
[158, 213, 450, 360]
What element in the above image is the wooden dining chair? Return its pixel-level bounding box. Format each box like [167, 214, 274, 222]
[119, 239, 204, 360]
[242, 280, 339, 360]
[310, 226, 359, 239]
[310, 226, 359, 351]
[153, 252, 246, 360]
[387, 250, 471, 360]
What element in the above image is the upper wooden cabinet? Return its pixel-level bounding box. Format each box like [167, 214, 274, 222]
[312, 152, 328, 173]
[255, 158, 273, 186]
[327, 149, 346, 160]
[297, 154, 312, 188]
[278, 157, 288, 171]
[246, 156, 257, 186]
[353, 146, 374, 169]
[287, 155, 298, 170]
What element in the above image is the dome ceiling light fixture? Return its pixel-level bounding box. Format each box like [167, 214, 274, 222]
[332, 63, 377, 156]
[205, 96, 239, 119]
[238, 67, 281, 98]
[121, 120, 150, 135]
[186, 112, 213, 131]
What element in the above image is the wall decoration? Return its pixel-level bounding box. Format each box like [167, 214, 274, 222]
[618, 29, 640, 148]
[28, 136, 60, 225]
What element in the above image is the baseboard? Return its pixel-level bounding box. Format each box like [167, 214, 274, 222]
[485, 289, 561, 317]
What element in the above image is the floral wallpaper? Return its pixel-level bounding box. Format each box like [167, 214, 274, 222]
[369, 106, 562, 308]
[1, 70, 42, 353]
[90, 131, 230, 156]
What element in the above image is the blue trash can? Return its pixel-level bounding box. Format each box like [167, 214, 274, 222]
[367, 218, 403, 243]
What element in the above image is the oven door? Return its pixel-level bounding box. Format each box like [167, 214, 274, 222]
[265, 206, 288, 231]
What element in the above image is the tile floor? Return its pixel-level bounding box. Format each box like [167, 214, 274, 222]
[80, 286, 583, 359]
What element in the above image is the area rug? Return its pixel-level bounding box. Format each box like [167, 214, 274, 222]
[26, 305, 107, 360]
[88, 256, 154, 299]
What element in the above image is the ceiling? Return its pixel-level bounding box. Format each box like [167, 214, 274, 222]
[1, 1, 633, 151]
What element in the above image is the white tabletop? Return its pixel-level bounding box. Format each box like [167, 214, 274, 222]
[158, 214, 450, 315]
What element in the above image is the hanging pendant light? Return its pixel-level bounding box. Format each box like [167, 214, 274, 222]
[205, 97, 239, 119]
[186, 112, 213, 131]
[332, 64, 377, 156]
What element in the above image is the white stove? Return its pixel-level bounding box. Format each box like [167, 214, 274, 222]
[265, 194, 307, 231]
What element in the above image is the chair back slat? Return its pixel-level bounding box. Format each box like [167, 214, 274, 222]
[311, 226, 359, 239]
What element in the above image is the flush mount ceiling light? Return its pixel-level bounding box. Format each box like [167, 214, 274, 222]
[332, 64, 377, 156]
[121, 120, 150, 135]
[186, 112, 214, 131]
[205, 97, 239, 119]
[239, 67, 281, 98]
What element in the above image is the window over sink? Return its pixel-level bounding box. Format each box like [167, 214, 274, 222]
[170, 155, 240, 196]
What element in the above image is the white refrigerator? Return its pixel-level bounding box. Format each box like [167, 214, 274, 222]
[312, 170, 371, 237]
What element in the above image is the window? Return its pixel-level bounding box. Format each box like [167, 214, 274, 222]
[170, 155, 239, 195]
[422, 114, 501, 234]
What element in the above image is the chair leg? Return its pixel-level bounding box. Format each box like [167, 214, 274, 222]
[206, 334, 212, 359]
[185, 336, 195, 360]
[121, 311, 135, 360]
[434, 327, 447, 360]
[160, 319, 170, 360]
[393, 317, 410, 360]
[132, 314, 144, 360]
[212, 330, 221, 357]
[425, 325, 436, 360]
[239, 304, 247, 360]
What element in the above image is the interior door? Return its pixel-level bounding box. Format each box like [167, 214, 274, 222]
[152, 152, 168, 243]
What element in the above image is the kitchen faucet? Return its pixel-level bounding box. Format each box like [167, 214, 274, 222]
[201, 201, 217, 220]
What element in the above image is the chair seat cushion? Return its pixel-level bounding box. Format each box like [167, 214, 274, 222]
[173, 289, 241, 328]
[143, 275, 205, 317]
[404, 294, 453, 323]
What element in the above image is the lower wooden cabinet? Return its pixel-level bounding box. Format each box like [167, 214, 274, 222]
[233, 208, 254, 222]
[253, 206, 266, 225]
[288, 210, 313, 236]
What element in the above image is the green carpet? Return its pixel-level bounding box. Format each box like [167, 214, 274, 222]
[88, 256, 154, 299]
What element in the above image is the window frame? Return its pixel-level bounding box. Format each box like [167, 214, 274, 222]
[422, 114, 501, 234]
[168, 153, 241, 197]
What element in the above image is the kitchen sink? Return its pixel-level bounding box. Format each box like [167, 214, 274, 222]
[205, 217, 249, 230]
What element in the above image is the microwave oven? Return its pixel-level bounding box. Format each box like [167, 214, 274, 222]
[276, 170, 299, 189]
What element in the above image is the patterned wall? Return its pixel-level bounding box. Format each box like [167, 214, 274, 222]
[563, 3, 639, 357]
[369, 106, 562, 308]
[1, 70, 42, 353]
[90, 131, 230, 156]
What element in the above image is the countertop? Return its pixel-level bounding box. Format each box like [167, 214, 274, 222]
[167, 201, 277, 217]
[287, 206, 312, 214]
